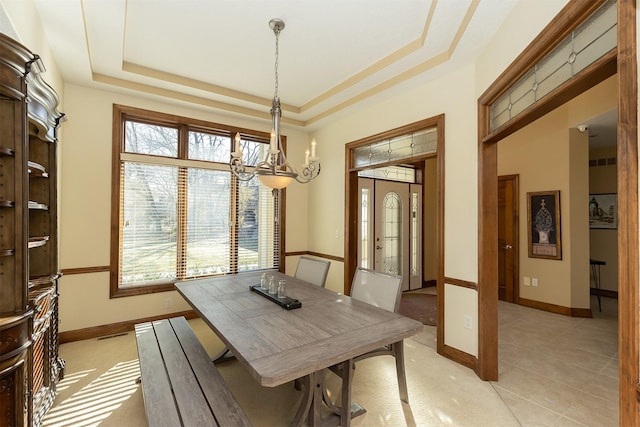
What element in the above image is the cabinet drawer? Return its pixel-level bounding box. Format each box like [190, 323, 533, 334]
[0, 316, 30, 357]
[0, 65, 26, 99]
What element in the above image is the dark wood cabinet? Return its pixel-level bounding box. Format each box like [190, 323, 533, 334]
[0, 314, 31, 427]
[0, 33, 63, 427]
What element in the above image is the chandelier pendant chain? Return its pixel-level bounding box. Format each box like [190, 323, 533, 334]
[274, 23, 279, 100]
[229, 18, 320, 191]
[270, 19, 283, 175]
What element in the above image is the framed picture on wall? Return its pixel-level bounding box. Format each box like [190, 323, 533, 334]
[589, 193, 617, 229]
[527, 190, 562, 260]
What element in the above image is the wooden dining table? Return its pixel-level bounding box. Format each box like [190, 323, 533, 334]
[175, 271, 423, 427]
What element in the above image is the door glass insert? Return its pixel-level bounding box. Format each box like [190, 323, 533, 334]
[360, 187, 370, 268]
[382, 192, 402, 275]
[411, 192, 418, 276]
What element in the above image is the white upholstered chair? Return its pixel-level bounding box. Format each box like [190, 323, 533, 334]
[294, 256, 331, 287]
[350, 267, 403, 312]
[346, 268, 410, 403]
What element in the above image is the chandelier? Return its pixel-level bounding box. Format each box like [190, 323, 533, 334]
[230, 18, 320, 190]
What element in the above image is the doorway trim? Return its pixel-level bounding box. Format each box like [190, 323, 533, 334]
[344, 114, 444, 318]
[478, 0, 637, 423]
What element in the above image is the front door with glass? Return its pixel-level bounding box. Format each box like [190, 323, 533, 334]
[358, 177, 422, 291]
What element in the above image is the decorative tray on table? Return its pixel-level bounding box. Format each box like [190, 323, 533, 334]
[250, 284, 302, 310]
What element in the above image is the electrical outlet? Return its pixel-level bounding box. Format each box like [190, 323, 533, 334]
[164, 298, 173, 308]
[463, 315, 472, 330]
[523, 276, 531, 286]
[532, 278, 539, 287]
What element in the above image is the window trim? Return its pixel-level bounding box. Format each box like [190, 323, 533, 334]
[110, 104, 286, 298]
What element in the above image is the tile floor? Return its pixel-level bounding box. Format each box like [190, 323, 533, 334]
[42, 295, 618, 427]
[494, 296, 618, 426]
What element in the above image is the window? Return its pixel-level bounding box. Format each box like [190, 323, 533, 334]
[352, 128, 437, 168]
[111, 105, 283, 297]
[490, 0, 616, 131]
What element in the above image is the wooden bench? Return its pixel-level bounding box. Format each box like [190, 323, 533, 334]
[134, 316, 252, 427]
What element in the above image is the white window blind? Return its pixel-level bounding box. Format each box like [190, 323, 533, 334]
[115, 111, 281, 291]
[120, 162, 178, 286]
[236, 179, 277, 271]
[184, 168, 231, 277]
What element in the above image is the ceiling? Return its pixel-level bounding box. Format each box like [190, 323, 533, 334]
[580, 109, 618, 150]
[26, 0, 616, 147]
[30, 0, 524, 130]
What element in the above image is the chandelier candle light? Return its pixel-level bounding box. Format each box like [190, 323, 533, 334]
[230, 18, 320, 191]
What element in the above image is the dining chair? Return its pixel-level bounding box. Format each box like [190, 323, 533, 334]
[335, 268, 410, 403]
[294, 256, 331, 287]
[350, 267, 403, 312]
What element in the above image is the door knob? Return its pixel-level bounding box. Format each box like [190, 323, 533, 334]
[502, 244, 513, 249]
[376, 245, 382, 250]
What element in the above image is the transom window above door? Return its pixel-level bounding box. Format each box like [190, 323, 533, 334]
[358, 165, 416, 183]
[352, 127, 437, 169]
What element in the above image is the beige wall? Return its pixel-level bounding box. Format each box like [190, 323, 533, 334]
[498, 77, 616, 309]
[498, 106, 575, 306]
[589, 146, 618, 292]
[312, 63, 480, 282]
[57, 83, 312, 331]
[444, 283, 477, 355]
[308, 62, 481, 353]
[568, 128, 590, 309]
